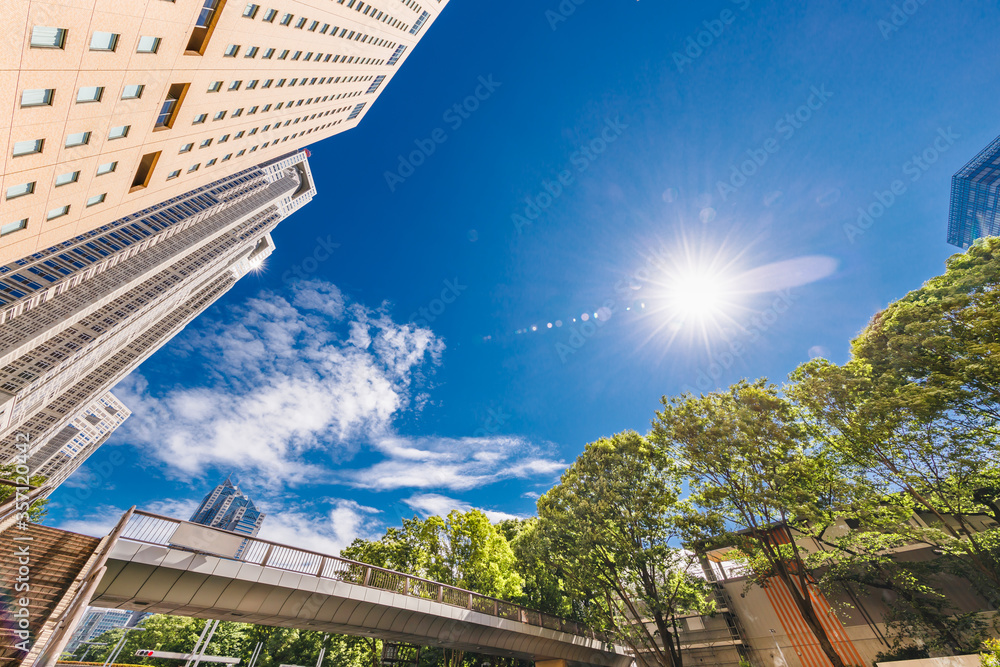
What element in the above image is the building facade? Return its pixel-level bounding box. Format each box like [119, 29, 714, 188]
[63, 606, 143, 653]
[0, 151, 315, 493]
[1, 0, 449, 263]
[190, 475, 265, 536]
[948, 133, 1000, 248]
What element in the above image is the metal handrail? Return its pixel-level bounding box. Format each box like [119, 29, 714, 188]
[119, 510, 609, 643]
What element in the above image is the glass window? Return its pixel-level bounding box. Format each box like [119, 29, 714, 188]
[280, 13, 293, 25]
[213, 110, 225, 121]
[223, 44, 239, 57]
[263, 48, 274, 59]
[247, 80, 258, 90]
[167, 170, 181, 179]
[309, 20, 319, 31]
[232, 108, 243, 117]
[244, 46, 258, 58]
[1, 219, 28, 236]
[76, 86, 104, 103]
[200, 138, 212, 148]
[229, 80, 242, 91]
[89, 31, 119, 51]
[137, 36, 161, 53]
[262, 80, 272, 89]
[193, 113, 207, 124]
[54, 171, 79, 186]
[206, 158, 217, 166]
[242, 3, 259, 17]
[208, 81, 222, 92]
[86, 193, 106, 207]
[108, 125, 129, 139]
[30, 27, 67, 48]
[96, 161, 117, 175]
[188, 164, 199, 173]
[121, 84, 144, 99]
[278, 49, 289, 60]
[263, 8, 277, 21]
[65, 131, 91, 147]
[292, 51, 301, 60]
[180, 143, 193, 153]
[295, 17, 307, 28]
[5, 182, 35, 200]
[21, 89, 54, 107]
[46, 205, 70, 220]
[222, 153, 232, 161]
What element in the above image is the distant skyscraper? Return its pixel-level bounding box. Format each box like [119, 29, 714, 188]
[1, 0, 450, 264]
[948, 133, 1000, 248]
[0, 151, 315, 494]
[190, 475, 265, 536]
[64, 607, 145, 653]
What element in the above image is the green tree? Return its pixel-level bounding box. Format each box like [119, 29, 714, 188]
[497, 518, 577, 619]
[537, 430, 714, 667]
[651, 381, 853, 667]
[0, 464, 48, 523]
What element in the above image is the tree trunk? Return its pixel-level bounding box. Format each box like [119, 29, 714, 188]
[774, 564, 847, 667]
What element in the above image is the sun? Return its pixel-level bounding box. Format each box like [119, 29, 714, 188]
[668, 269, 732, 320]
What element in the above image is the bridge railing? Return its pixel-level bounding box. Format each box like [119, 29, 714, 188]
[118, 510, 607, 644]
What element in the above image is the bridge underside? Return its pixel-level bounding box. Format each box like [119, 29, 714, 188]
[91, 541, 630, 667]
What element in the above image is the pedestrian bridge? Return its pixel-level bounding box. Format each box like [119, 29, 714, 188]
[90, 510, 631, 667]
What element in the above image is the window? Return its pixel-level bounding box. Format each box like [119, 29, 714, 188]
[130, 151, 161, 191]
[30, 27, 66, 48]
[86, 193, 106, 207]
[76, 86, 104, 103]
[278, 49, 289, 60]
[121, 84, 144, 99]
[89, 31, 119, 51]
[96, 161, 117, 175]
[46, 205, 70, 220]
[229, 80, 242, 91]
[213, 110, 225, 121]
[243, 3, 259, 17]
[248, 105, 258, 114]
[248, 127, 257, 135]
[187, 0, 222, 54]
[244, 46, 258, 58]
[321, 23, 330, 33]
[200, 138, 212, 148]
[232, 108, 243, 117]
[179, 143, 193, 153]
[263, 48, 274, 59]
[208, 81, 222, 92]
[263, 8, 277, 21]
[277, 78, 286, 87]
[262, 104, 271, 111]
[280, 13, 293, 25]
[262, 80, 273, 89]
[234, 130, 245, 139]
[5, 182, 35, 200]
[206, 158, 217, 166]
[108, 125, 129, 139]
[137, 36, 161, 53]
[1, 219, 27, 237]
[65, 131, 91, 147]
[21, 89, 54, 107]
[54, 171, 79, 186]
[155, 83, 188, 129]
[222, 153, 232, 161]
[188, 163, 200, 173]
[167, 170, 181, 180]
[219, 134, 230, 143]
[309, 20, 319, 31]
[223, 44, 239, 57]
[193, 113, 207, 124]
[236, 149, 246, 156]
[247, 80, 258, 90]
[295, 17, 307, 28]
[292, 51, 301, 60]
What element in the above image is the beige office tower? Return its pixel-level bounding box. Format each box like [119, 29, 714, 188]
[0, 150, 314, 493]
[1, 0, 449, 263]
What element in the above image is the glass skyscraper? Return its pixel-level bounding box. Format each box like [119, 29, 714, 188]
[948, 134, 1000, 248]
[190, 475, 265, 537]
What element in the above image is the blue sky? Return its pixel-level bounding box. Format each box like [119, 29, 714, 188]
[50, 0, 1000, 552]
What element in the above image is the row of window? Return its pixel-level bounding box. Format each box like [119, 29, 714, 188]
[245, 0, 410, 39]
[19, 84, 143, 109]
[3, 194, 106, 237]
[12, 125, 130, 157]
[222, 42, 388, 67]
[5, 162, 118, 203]
[190, 83, 367, 125]
[181, 104, 355, 154]
[29, 26, 161, 53]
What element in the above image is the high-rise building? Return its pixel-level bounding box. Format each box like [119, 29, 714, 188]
[0, 150, 315, 492]
[64, 607, 144, 653]
[948, 133, 1000, 248]
[1, 0, 450, 263]
[190, 475, 265, 536]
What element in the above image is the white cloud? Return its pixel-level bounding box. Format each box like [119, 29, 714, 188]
[345, 435, 566, 492]
[521, 491, 541, 500]
[57, 504, 126, 537]
[403, 493, 524, 524]
[116, 281, 445, 487]
[256, 500, 382, 554]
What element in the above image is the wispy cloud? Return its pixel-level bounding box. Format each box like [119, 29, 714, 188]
[258, 500, 383, 554]
[403, 493, 525, 523]
[345, 435, 565, 491]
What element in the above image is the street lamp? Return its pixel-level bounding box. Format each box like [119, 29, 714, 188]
[102, 628, 146, 667]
